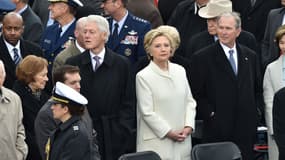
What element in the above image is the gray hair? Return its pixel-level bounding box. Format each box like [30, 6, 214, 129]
[0, 60, 6, 79]
[217, 11, 241, 29]
[86, 15, 110, 42]
[76, 16, 88, 30]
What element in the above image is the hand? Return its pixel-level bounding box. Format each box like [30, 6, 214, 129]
[182, 127, 193, 137]
[166, 130, 187, 142]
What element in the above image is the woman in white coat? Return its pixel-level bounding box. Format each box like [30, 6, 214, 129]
[263, 25, 285, 160]
[136, 26, 196, 160]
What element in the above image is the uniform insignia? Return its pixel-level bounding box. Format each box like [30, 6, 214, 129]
[121, 35, 138, 45]
[245, 57, 248, 61]
[73, 126, 79, 131]
[124, 25, 128, 29]
[124, 48, 132, 56]
[128, 30, 137, 35]
[44, 39, 51, 44]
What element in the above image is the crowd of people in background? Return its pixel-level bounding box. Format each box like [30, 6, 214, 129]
[1, 0, 285, 160]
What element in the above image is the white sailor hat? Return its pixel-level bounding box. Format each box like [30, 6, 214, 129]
[51, 82, 88, 107]
[48, 0, 83, 8]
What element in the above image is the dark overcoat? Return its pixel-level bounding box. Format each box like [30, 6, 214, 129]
[189, 42, 263, 160]
[66, 48, 136, 160]
[12, 80, 50, 160]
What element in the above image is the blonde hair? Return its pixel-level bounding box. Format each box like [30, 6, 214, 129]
[144, 28, 175, 60]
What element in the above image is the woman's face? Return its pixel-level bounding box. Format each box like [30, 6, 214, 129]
[149, 35, 172, 63]
[51, 103, 67, 120]
[29, 67, 48, 91]
[279, 35, 285, 54]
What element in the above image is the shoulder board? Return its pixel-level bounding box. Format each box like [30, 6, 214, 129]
[132, 16, 148, 23]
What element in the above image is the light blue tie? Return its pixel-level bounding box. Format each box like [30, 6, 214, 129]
[228, 49, 237, 75]
[13, 48, 21, 65]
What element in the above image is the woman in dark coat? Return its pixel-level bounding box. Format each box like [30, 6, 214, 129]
[12, 55, 49, 160]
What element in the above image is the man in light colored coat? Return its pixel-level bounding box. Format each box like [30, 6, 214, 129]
[0, 60, 28, 160]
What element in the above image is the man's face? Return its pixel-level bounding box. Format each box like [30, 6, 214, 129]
[48, 2, 68, 21]
[207, 18, 218, 35]
[64, 72, 81, 92]
[217, 16, 241, 48]
[101, 0, 117, 16]
[2, 15, 23, 46]
[83, 22, 107, 51]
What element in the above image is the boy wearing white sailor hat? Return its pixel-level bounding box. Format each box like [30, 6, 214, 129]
[46, 82, 93, 160]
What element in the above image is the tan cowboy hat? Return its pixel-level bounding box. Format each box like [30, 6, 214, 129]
[198, 0, 232, 19]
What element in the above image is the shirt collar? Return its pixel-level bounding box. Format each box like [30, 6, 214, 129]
[60, 18, 75, 36]
[89, 47, 106, 62]
[220, 42, 237, 56]
[112, 11, 128, 33]
[17, 4, 28, 15]
[4, 38, 20, 52]
[75, 40, 85, 53]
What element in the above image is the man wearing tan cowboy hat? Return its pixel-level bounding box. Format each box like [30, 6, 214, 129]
[186, 0, 258, 60]
[40, 0, 83, 93]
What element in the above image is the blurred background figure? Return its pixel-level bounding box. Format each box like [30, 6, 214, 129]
[136, 28, 196, 159]
[12, 55, 49, 160]
[263, 25, 285, 160]
[12, 0, 43, 44]
[0, 60, 28, 160]
[0, 0, 16, 34]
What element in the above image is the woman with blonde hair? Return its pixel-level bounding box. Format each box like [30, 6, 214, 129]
[136, 28, 196, 159]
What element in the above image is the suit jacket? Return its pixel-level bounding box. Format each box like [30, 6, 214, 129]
[273, 87, 285, 160]
[136, 61, 196, 159]
[232, 0, 281, 43]
[107, 12, 151, 64]
[53, 40, 82, 73]
[12, 80, 50, 160]
[127, 0, 163, 29]
[21, 5, 43, 44]
[263, 55, 285, 135]
[66, 48, 136, 160]
[32, 0, 49, 27]
[186, 30, 258, 60]
[158, 0, 187, 23]
[167, 0, 207, 57]
[0, 36, 43, 89]
[189, 42, 262, 160]
[261, 7, 285, 69]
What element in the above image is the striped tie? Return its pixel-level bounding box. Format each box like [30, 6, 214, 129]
[13, 48, 21, 65]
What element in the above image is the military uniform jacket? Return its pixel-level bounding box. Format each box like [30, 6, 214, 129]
[107, 12, 151, 64]
[48, 116, 92, 160]
[40, 21, 76, 70]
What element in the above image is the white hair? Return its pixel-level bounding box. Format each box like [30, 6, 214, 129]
[86, 15, 110, 42]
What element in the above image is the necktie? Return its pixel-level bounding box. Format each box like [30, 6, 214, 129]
[228, 49, 237, 75]
[93, 56, 101, 71]
[111, 23, 119, 46]
[13, 48, 21, 65]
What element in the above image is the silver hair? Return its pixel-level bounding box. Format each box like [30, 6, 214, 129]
[217, 11, 241, 29]
[86, 15, 110, 42]
[76, 16, 88, 30]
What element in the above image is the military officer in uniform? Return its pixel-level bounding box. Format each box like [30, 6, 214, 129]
[46, 82, 99, 160]
[40, 0, 83, 92]
[102, 0, 151, 64]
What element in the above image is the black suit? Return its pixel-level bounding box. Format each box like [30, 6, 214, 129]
[189, 42, 263, 160]
[186, 30, 258, 60]
[232, 0, 281, 43]
[66, 48, 136, 160]
[167, 0, 207, 57]
[21, 5, 43, 44]
[273, 87, 285, 160]
[158, 0, 188, 24]
[0, 36, 43, 89]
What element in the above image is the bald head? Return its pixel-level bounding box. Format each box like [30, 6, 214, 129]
[0, 60, 6, 87]
[2, 12, 24, 46]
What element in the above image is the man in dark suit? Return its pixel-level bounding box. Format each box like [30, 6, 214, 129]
[0, 12, 43, 89]
[273, 87, 285, 160]
[189, 12, 263, 160]
[12, 0, 43, 44]
[232, 0, 281, 44]
[158, 0, 187, 23]
[261, 1, 285, 70]
[127, 0, 163, 29]
[66, 15, 136, 160]
[102, 0, 151, 64]
[186, 0, 258, 62]
[167, 0, 208, 57]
